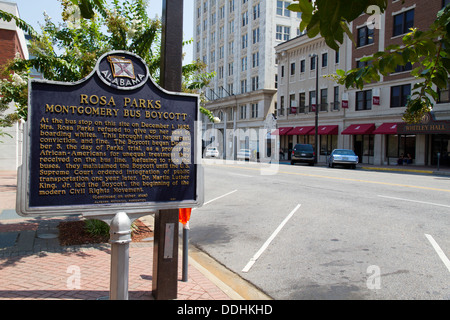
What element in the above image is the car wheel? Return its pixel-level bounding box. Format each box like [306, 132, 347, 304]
[331, 163, 335, 168]
[291, 160, 295, 165]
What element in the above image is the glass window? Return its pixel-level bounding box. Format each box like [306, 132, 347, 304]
[322, 53, 328, 67]
[437, 80, 450, 103]
[251, 103, 258, 118]
[283, 26, 290, 41]
[357, 26, 374, 47]
[299, 92, 306, 113]
[276, 1, 283, 15]
[300, 60, 305, 73]
[310, 56, 316, 70]
[390, 84, 411, 108]
[393, 9, 414, 36]
[320, 135, 337, 156]
[276, 25, 283, 40]
[356, 90, 372, 110]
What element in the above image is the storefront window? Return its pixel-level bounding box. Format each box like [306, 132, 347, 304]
[386, 134, 416, 160]
[320, 135, 337, 155]
[363, 135, 374, 156]
[400, 135, 416, 159]
[354, 135, 374, 163]
[386, 135, 398, 158]
[431, 134, 450, 166]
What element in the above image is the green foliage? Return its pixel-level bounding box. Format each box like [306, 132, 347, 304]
[332, 5, 450, 123]
[0, 0, 214, 126]
[288, 0, 388, 50]
[85, 219, 110, 237]
[289, 1, 450, 124]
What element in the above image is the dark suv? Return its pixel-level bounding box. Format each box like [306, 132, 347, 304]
[291, 144, 315, 166]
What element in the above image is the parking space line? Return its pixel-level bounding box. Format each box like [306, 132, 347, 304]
[378, 195, 450, 208]
[242, 204, 301, 273]
[203, 189, 238, 206]
[425, 234, 450, 273]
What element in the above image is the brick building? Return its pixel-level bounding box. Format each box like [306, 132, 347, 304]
[0, 0, 28, 170]
[275, 0, 450, 166]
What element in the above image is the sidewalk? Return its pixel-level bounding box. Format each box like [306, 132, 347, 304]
[0, 171, 261, 301]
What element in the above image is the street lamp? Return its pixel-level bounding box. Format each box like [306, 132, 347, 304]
[309, 53, 319, 164]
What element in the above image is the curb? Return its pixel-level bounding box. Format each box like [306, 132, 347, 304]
[188, 245, 272, 301]
[361, 166, 434, 174]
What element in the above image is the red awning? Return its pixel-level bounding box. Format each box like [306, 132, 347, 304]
[287, 126, 315, 135]
[308, 125, 339, 135]
[341, 123, 375, 135]
[271, 127, 293, 135]
[373, 122, 399, 134]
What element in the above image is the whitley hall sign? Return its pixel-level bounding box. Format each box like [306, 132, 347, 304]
[397, 113, 450, 135]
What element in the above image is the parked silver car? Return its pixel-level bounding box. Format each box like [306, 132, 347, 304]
[328, 149, 359, 169]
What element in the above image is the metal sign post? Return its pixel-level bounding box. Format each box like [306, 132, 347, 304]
[152, 0, 184, 300]
[108, 211, 132, 300]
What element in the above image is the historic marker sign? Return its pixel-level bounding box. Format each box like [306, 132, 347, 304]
[17, 51, 203, 216]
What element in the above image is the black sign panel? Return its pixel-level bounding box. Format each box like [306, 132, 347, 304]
[20, 51, 201, 214]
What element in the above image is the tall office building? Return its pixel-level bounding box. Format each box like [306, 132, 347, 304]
[194, 0, 302, 159]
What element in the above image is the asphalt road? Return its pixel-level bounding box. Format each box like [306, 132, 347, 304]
[189, 159, 450, 300]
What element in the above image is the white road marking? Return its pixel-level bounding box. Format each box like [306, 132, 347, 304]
[425, 234, 450, 273]
[378, 195, 450, 208]
[242, 204, 301, 273]
[228, 173, 253, 178]
[203, 189, 238, 206]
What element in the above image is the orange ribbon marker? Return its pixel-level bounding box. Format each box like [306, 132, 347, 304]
[179, 208, 192, 225]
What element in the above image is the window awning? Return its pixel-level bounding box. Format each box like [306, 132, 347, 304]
[287, 126, 315, 135]
[373, 122, 399, 134]
[341, 123, 375, 135]
[271, 127, 293, 135]
[308, 125, 339, 135]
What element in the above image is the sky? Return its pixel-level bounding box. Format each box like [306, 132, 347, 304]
[9, 0, 194, 63]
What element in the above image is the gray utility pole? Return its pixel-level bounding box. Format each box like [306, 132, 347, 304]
[152, 0, 184, 301]
[109, 212, 132, 300]
[309, 53, 319, 164]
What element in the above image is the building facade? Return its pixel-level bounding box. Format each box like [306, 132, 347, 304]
[0, 1, 28, 170]
[275, 0, 450, 166]
[194, 0, 303, 159]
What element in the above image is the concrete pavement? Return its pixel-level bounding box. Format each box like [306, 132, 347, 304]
[1, 162, 448, 300]
[0, 170, 270, 300]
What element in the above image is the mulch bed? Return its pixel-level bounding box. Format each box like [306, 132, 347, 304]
[58, 219, 153, 246]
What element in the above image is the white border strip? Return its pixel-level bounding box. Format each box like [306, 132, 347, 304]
[242, 204, 301, 273]
[425, 234, 450, 273]
[203, 189, 238, 206]
[378, 195, 450, 208]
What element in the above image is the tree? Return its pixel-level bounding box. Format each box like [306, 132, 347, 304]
[288, 0, 450, 123]
[0, 0, 214, 138]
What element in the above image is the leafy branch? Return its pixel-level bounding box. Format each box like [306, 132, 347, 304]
[288, 0, 388, 50]
[0, 0, 214, 132]
[288, 0, 450, 123]
[332, 5, 450, 123]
